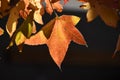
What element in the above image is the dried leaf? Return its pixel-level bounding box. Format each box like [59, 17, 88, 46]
[32, 21, 37, 34]
[0, 27, 4, 36]
[6, 1, 25, 37]
[25, 17, 56, 45]
[0, 0, 11, 18]
[7, 11, 34, 51]
[30, 0, 44, 24]
[78, 0, 120, 27]
[86, 7, 98, 22]
[95, 2, 119, 27]
[34, 9, 43, 24]
[25, 15, 87, 68]
[20, 0, 44, 24]
[45, 0, 63, 15]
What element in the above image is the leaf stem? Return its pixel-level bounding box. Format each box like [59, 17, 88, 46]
[49, 0, 59, 17]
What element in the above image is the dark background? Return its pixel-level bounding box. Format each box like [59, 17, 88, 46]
[0, 0, 120, 80]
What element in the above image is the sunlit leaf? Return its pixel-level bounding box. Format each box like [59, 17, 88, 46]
[25, 17, 56, 45]
[25, 15, 87, 68]
[7, 11, 34, 51]
[86, 7, 98, 22]
[6, 1, 25, 37]
[45, 0, 63, 15]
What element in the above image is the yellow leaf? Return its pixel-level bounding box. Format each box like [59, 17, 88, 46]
[86, 7, 98, 22]
[71, 16, 81, 25]
[15, 31, 26, 46]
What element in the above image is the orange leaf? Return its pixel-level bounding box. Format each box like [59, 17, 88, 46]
[25, 15, 87, 69]
[25, 18, 56, 45]
[45, 0, 63, 15]
[0, 27, 4, 36]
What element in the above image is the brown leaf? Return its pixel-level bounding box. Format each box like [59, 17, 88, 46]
[30, 0, 44, 24]
[95, 1, 119, 27]
[25, 15, 87, 68]
[79, 0, 120, 27]
[34, 9, 43, 24]
[19, 0, 44, 24]
[45, 0, 63, 15]
[86, 7, 98, 22]
[7, 11, 34, 52]
[25, 17, 56, 45]
[6, 1, 25, 37]
[0, 0, 11, 18]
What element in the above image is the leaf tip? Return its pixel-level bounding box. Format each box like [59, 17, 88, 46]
[71, 16, 80, 25]
[85, 44, 88, 47]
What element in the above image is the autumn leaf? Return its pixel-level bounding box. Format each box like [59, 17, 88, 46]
[25, 17, 56, 45]
[95, 2, 119, 27]
[6, 1, 25, 37]
[25, 15, 87, 68]
[86, 7, 98, 22]
[45, 0, 63, 15]
[30, 0, 44, 24]
[0, 27, 4, 36]
[79, 0, 120, 27]
[7, 11, 34, 52]
[20, 0, 44, 24]
[0, 0, 11, 18]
